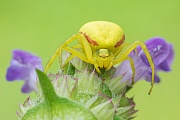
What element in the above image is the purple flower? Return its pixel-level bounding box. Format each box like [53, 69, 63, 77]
[6, 50, 43, 93]
[114, 37, 174, 84]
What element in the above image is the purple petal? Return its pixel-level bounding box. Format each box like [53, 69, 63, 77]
[157, 61, 171, 71]
[156, 43, 174, 71]
[21, 82, 34, 93]
[165, 44, 174, 68]
[114, 60, 132, 83]
[139, 37, 169, 67]
[21, 69, 37, 93]
[114, 54, 148, 84]
[13, 50, 43, 70]
[6, 49, 43, 93]
[6, 60, 33, 81]
[144, 71, 160, 83]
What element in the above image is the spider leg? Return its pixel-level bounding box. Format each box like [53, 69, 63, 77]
[105, 61, 113, 71]
[62, 45, 83, 67]
[80, 34, 103, 73]
[62, 54, 75, 67]
[80, 34, 94, 63]
[44, 33, 86, 73]
[114, 43, 130, 57]
[44, 46, 60, 73]
[113, 40, 155, 95]
[110, 55, 135, 84]
[63, 34, 100, 73]
[94, 60, 101, 73]
[124, 56, 135, 85]
[105, 44, 129, 71]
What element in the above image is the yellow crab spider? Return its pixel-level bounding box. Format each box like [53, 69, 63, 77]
[45, 21, 155, 95]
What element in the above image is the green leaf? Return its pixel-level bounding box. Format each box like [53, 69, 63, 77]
[22, 69, 98, 120]
[36, 69, 57, 102]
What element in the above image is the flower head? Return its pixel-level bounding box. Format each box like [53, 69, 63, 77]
[6, 49, 43, 93]
[6, 38, 174, 120]
[114, 37, 174, 83]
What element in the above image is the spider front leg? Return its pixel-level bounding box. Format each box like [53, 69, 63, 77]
[94, 60, 101, 74]
[79, 33, 104, 74]
[44, 33, 86, 73]
[62, 45, 84, 67]
[114, 40, 155, 95]
[105, 56, 115, 71]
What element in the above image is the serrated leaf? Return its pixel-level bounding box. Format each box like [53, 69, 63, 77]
[91, 99, 115, 120]
[105, 76, 128, 95]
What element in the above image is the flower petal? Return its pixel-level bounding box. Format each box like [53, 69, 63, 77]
[21, 80, 35, 93]
[13, 50, 43, 70]
[156, 43, 174, 71]
[114, 55, 148, 84]
[6, 49, 43, 93]
[144, 71, 160, 83]
[166, 44, 174, 65]
[157, 60, 171, 71]
[6, 60, 32, 81]
[114, 60, 132, 83]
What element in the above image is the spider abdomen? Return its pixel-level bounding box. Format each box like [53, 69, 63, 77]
[79, 21, 125, 52]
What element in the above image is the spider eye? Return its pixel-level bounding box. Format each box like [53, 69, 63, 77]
[99, 54, 109, 58]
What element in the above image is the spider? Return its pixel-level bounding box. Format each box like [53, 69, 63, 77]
[44, 21, 155, 95]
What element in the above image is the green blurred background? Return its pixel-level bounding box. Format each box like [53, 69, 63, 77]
[0, 0, 179, 119]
